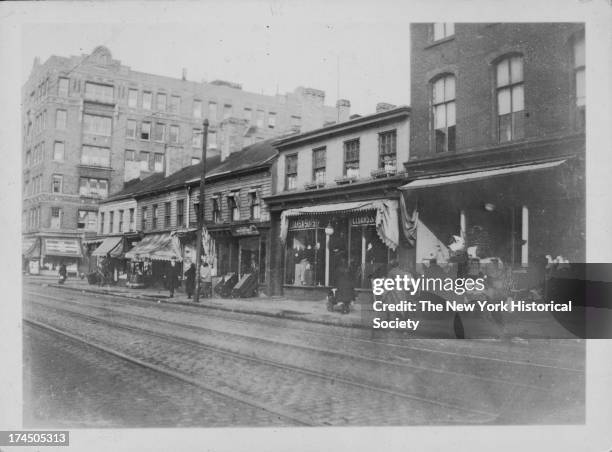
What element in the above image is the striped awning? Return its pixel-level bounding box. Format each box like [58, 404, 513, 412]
[92, 236, 124, 258]
[23, 238, 40, 258]
[42, 238, 83, 258]
[125, 233, 182, 261]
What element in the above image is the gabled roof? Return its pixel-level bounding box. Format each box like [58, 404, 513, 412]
[203, 139, 277, 181]
[102, 173, 166, 203]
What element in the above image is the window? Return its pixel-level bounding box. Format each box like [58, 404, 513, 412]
[118, 210, 124, 232]
[153, 122, 165, 141]
[55, 109, 67, 129]
[170, 95, 181, 114]
[154, 153, 164, 172]
[228, 193, 240, 222]
[58, 77, 69, 96]
[128, 89, 138, 108]
[141, 206, 148, 230]
[81, 145, 110, 167]
[126, 119, 137, 138]
[142, 91, 152, 110]
[496, 55, 524, 142]
[100, 212, 105, 234]
[573, 36, 585, 129]
[343, 139, 360, 177]
[268, 112, 276, 129]
[291, 115, 301, 130]
[164, 202, 171, 228]
[208, 131, 217, 149]
[208, 102, 217, 121]
[192, 128, 202, 148]
[169, 125, 180, 143]
[157, 93, 167, 111]
[249, 191, 260, 220]
[109, 211, 114, 233]
[378, 130, 397, 171]
[256, 110, 265, 128]
[125, 149, 136, 162]
[212, 197, 221, 223]
[84, 82, 113, 102]
[193, 100, 202, 118]
[51, 207, 61, 229]
[52, 174, 63, 193]
[53, 141, 65, 161]
[244, 107, 252, 122]
[83, 114, 112, 136]
[152, 204, 159, 229]
[312, 147, 326, 184]
[129, 208, 135, 231]
[79, 177, 108, 198]
[285, 154, 298, 190]
[139, 151, 153, 171]
[432, 75, 456, 152]
[177, 199, 185, 227]
[432, 23, 454, 41]
[141, 121, 151, 140]
[191, 157, 200, 165]
[77, 210, 97, 231]
[223, 104, 232, 119]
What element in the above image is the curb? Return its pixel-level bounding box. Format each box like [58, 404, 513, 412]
[29, 281, 364, 330]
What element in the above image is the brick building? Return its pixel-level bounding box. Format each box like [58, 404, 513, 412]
[402, 23, 585, 280]
[22, 45, 348, 274]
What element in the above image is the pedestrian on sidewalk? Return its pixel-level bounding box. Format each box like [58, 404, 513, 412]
[200, 260, 212, 299]
[58, 262, 67, 285]
[184, 262, 196, 299]
[165, 256, 180, 298]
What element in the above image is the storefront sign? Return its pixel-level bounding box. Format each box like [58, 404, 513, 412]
[231, 225, 260, 237]
[288, 218, 319, 230]
[44, 238, 82, 257]
[351, 214, 376, 226]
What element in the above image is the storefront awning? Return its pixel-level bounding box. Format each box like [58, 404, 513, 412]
[92, 236, 124, 258]
[400, 160, 567, 190]
[280, 199, 399, 250]
[125, 233, 182, 261]
[42, 238, 83, 258]
[23, 238, 40, 258]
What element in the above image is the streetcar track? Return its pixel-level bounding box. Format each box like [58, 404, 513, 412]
[25, 291, 576, 392]
[26, 300, 501, 419]
[25, 286, 585, 373]
[24, 318, 314, 427]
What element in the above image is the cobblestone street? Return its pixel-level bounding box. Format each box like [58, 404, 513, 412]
[23, 280, 586, 427]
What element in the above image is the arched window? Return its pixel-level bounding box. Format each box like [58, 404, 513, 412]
[432, 74, 456, 153]
[573, 35, 585, 129]
[496, 55, 524, 142]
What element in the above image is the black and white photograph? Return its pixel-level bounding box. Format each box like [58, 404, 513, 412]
[1, 1, 611, 451]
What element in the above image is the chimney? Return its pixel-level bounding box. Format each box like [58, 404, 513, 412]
[182, 68, 187, 81]
[219, 118, 248, 161]
[336, 99, 351, 123]
[376, 102, 397, 113]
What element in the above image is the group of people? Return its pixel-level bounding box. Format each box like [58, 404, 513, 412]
[164, 256, 212, 299]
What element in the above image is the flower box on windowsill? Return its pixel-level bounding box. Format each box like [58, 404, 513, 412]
[304, 182, 325, 190]
[371, 168, 398, 179]
[334, 175, 357, 185]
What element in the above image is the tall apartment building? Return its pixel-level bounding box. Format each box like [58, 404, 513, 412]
[403, 23, 585, 275]
[22, 45, 348, 274]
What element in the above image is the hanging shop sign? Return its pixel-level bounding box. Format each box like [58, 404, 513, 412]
[350, 214, 376, 226]
[231, 224, 260, 237]
[288, 218, 320, 230]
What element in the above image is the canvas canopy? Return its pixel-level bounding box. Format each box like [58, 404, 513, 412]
[125, 233, 182, 261]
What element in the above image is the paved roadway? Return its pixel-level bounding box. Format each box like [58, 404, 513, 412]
[22, 281, 586, 427]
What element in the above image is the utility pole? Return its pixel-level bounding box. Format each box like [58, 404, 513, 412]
[193, 119, 209, 303]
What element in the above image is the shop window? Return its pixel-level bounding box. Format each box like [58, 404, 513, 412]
[193, 100, 202, 118]
[431, 23, 455, 41]
[128, 89, 138, 108]
[343, 139, 360, 177]
[156, 92, 167, 111]
[285, 220, 325, 286]
[285, 154, 298, 190]
[164, 202, 171, 228]
[53, 142, 64, 161]
[81, 145, 110, 167]
[83, 114, 112, 136]
[228, 193, 240, 222]
[141, 121, 151, 140]
[55, 109, 67, 129]
[378, 130, 397, 171]
[142, 92, 152, 110]
[573, 35, 585, 130]
[50, 207, 61, 229]
[496, 55, 524, 142]
[249, 191, 260, 220]
[177, 199, 184, 227]
[432, 74, 456, 152]
[312, 147, 326, 184]
[153, 122, 165, 142]
[52, 174, 63, 193]
[126, 119, 137, 138]
[152, 204, 159, 229]
[212, 197, 221, 223]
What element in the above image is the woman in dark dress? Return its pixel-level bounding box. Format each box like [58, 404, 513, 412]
[184, 262, 196, 299]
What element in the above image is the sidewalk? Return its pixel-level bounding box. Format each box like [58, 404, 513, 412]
[23, 274, 364, 328]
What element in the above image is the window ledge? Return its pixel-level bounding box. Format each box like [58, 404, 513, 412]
[424, 35, 455, 49]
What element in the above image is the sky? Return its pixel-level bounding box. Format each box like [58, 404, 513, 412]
[20, 2, 413, 116]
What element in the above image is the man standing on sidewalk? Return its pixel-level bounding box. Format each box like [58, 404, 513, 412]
[166, 256, 180, 298]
